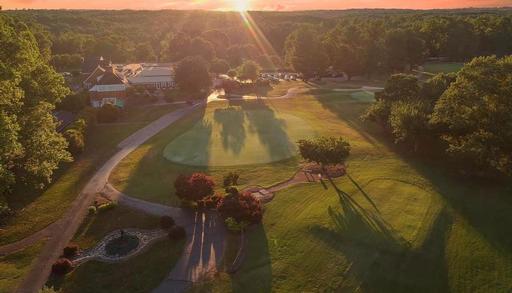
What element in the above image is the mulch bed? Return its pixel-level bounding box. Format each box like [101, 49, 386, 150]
[301, 163, 346, 179]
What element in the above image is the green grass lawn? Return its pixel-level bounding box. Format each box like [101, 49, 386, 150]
[0, 240, 46, 293]
[189, 90, 512, 292]
[48, 206, 185, 293]
[163, 106, 317, 166]
[0, 105, 181, 246]
[423, 62, 464, 73]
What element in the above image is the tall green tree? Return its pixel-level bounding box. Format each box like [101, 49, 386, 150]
[285, 26, 328, 79]
[175, 56, 212, 93]
[430, 55, 512, 175]
[237, 60, 260, 82]
[0, 15, 71, 197]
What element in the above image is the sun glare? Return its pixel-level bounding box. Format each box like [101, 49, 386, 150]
[232, 0, 250, 11]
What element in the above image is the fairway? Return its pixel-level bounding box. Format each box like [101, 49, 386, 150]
[163, 106, 316, 166]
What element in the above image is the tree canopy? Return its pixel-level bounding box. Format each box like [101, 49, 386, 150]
[0, 15, 71, 198]
[175, 56, 212, 93]
[297, 137, 351, 168]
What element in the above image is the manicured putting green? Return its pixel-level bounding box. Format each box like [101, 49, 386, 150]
[163, 107, 316, 166]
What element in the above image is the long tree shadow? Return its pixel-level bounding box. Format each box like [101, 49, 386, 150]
[235, 100, 293, 161]
[311, 179, 451, 291]
[213, 106, 246, 155]
[230, 224, 272, 293]
[318, 90, 512, 253]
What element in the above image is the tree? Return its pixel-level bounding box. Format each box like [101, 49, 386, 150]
[135, 43, 156, 62]
[0, 15, 71, 197]
[174, 173, 215, 202]
[285, 26, 329, 79]
[297, 137, 351, 171]
[430, 55, 512, 175]
[189, 37, 216, 61]
[237, 60, 260, 82]
[420, 73, 457, 102]
[175, 56, 212, 93]
[63, 129, 85, 156]
[210, 58, 230, 75]
[384, 29, 426, 71]
[389, 101, 431, 152]
[217, 188, 262, 224]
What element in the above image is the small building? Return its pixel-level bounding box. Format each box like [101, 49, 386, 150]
[87, 66, 127, 108]
[125, 63, 175, 89]
[83, 62, 175, 108]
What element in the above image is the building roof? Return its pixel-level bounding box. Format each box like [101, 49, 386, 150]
[90, 84, 127, 92]
[83, 66, 106, 85]
[126, 64, 174, 85]
[97, 67, 126, 85]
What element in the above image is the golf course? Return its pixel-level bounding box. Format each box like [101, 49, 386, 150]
[108, 84, 512, 292]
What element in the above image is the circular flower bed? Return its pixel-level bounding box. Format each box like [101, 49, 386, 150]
[105, 235, 140, 257]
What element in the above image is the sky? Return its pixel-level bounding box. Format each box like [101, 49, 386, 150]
[3, 0, 512, 10]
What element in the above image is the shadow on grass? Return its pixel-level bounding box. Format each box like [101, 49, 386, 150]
[213, 107, 247, 155]
[311, 178, 451, 291]
[230, 224, 272, 293]
[313, 90, 512, 287]
[235, 100, 293, 162]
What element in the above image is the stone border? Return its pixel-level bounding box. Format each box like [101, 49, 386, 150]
[72, 228, 167, 266]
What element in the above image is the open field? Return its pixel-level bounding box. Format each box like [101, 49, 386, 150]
[0, 241, 46, 293]
[178, 90, 512, 292]
[48, 206, 184, 293]
[0, 104, 182, 246]
[423, 62, 464, 73]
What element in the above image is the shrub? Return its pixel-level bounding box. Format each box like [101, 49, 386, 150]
[223, 172, 240, 187]
[174, 173, 215, 202]
[97, 104, 121, 123]
[160, 216, 175, 230]
[217, 190, 263, 224]
[97, 202, 117, 212]
[0, 203, 14, 225]
[197, 194, 222, 210]
[51, 258, 73, 275]
[63, 244, 79, 258]
[63, 128, 85, 156]
[225, 217, 249, 232]
[168, 226, 186, 240]
[88, 206, 97, 215]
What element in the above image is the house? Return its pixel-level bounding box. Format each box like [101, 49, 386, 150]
[88, 66, 127, 108]
[83, 62, 175, 108]
[81, 56, 110, 75]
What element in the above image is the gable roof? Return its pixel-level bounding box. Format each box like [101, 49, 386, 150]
[97, 67, 125, 85]
[83, 66, 105, 85]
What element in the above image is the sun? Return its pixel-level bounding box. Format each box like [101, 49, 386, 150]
[232, 0, 250, 11]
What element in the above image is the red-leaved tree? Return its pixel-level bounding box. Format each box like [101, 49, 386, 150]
[217, 189, 262, 224]
[174, 173, 215, 202]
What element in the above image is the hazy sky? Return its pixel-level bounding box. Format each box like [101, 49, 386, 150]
[3, 0, 512, 10]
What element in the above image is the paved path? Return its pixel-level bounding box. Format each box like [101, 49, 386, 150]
[106, 184, 227, 293]
[15, 104, 202, 293]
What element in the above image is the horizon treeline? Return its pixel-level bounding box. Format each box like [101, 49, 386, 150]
[5, 9, 512, 72]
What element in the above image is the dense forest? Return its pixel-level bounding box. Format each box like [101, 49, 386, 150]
[6, 9, 512, 72]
